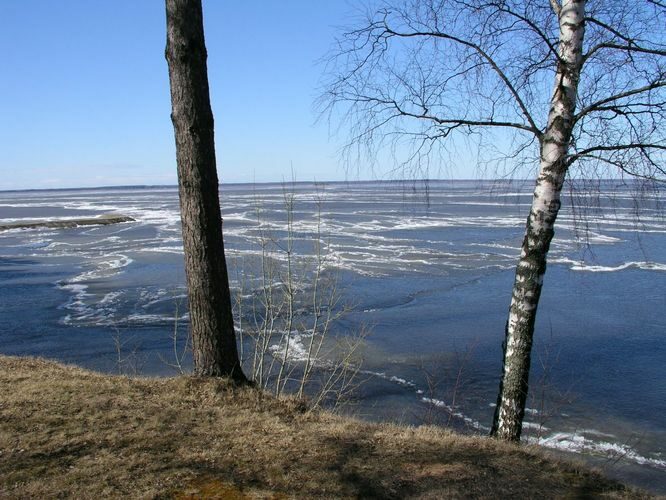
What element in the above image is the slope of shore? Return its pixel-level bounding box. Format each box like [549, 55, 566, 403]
[0, 214, 134, 231]
[0, 356, 645, 498]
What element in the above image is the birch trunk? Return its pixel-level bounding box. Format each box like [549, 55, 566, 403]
[165, 0, 247, 381]
[491, 0, 586, 441]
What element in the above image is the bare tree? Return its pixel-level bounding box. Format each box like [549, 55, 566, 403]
[321, 0, 665, 440]
[165, 0, 247, 382]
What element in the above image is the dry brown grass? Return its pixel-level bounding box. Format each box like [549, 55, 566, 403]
[0, 355, 647, 499]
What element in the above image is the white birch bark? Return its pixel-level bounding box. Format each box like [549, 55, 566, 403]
[491, 0, 586, 441]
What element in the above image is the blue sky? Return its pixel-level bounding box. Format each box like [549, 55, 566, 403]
[0, 1, 380, 190]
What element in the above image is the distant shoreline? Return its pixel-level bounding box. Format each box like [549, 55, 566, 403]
[0, 177, 640, 194]
[0, 214, 135, 231]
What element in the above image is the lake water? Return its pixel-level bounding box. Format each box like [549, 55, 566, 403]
[1, 180, 664, 492]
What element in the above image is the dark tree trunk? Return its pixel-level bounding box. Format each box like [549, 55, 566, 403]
[165, 0, 246, 382]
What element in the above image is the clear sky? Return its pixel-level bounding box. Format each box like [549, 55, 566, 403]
[0, 1, 381, 190]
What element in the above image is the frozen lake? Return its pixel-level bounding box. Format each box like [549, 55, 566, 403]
[1, 180, 664, 492]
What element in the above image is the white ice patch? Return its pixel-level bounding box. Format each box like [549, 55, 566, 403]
[69, 254, 133, 283]
[58, 283, 103, 325]
[57, 254, 133, 325]
[63, 202, 126, 212]
[533, 431, 666, 470]
[447, 201, 531, 207]
[269, 331, 313, 363]
[358, 369, 417, 389]
[420, 397, 490, 432]
[358, 369, 490, 432]
[521, 421, 549, 431]
[550, 257, 666, 272]
[99, 291, 122, 305]
[571, 261, 666, 272]
[585, 233, 623, 244]
[126, 313, 189, 324]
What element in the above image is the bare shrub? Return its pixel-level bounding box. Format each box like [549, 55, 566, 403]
[230, 184, 367, 409]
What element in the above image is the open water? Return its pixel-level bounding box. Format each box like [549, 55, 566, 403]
[0, 180, 664, 492]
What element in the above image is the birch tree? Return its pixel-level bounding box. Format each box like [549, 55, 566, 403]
[165, 0, 247, 382]
[322, 0, 665, 440]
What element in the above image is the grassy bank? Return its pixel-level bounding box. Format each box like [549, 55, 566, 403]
[0, 356, 644, 498]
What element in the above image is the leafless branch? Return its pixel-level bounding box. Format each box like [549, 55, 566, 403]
[584, 42, 666, 65]
[575, 80, 666, 121]
[381, 27, 541, 135]
[572, 143, 666, 157]
[321, 0, 665, 183]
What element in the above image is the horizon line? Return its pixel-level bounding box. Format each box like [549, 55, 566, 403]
[0, 178, 541, 194]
